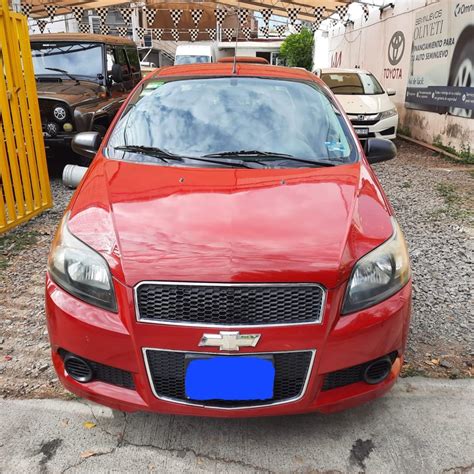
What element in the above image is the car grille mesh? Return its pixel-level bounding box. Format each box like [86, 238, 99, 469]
[145, 350, 312, 407]
[136, 284, 324, 325]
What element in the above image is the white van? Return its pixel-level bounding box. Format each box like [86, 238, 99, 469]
[174, 44, 215, 65]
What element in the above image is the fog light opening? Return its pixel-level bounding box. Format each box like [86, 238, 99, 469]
[363, 356, 392, 385]
[64, 353, 93, 383]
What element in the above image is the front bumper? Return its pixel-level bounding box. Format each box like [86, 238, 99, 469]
[44, 135, 73, 151]
[353, 114, 399, 140]
[45, 275, 411, 417]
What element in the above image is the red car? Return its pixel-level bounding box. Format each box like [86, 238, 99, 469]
[46, 62, 411, 417]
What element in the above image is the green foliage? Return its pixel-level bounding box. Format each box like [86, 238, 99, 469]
[279, 28, 314, 71]
[397, 124, 412, 138]
[433, 135, 474, 164]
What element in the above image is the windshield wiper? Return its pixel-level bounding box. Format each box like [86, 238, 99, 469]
[45, 67, 80, 84]
[203, 150, 294, 159]
[113, 145, 254, 168]
[113, 145, 184, 163]
[203, 150, 337, 167]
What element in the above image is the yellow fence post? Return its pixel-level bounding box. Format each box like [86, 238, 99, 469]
[0, 0, 52, 234]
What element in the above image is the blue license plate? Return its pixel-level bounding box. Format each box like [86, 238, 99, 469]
[185, 355, 275, 401]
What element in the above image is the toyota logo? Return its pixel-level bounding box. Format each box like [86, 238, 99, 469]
[388, 31, 405, 66]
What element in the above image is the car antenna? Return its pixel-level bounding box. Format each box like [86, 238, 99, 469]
[232, 6, 240, 75]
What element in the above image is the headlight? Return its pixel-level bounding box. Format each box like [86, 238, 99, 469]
[342, 218, 410, 314]
[379, 108, 398, 120]
[53, 105, 67, 122]
[48, 212, 117, 312]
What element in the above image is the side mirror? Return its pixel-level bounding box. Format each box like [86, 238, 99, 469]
[386, 88, 396, 96]
[111, 63, 123, 83]
[71, 131, 101, 160]
[366, 138, 396, 164]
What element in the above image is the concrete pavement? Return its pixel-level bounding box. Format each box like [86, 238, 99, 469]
[0, 377, 473, 473]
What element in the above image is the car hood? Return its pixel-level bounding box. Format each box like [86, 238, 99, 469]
[36, 79, 101, 106]
[335, 93, 394, 114]
[68, 158, 393, 289]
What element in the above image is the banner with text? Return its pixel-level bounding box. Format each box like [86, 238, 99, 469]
[405, 1, 474, 118]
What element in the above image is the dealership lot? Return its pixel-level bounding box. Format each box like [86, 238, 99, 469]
[1, 0, 473, 471]
[0, 140, 472, 401]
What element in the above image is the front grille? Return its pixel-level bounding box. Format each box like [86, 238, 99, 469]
[59, 349, 135, 390]
[349, 115, 380, 126]
[136, 283, 325, 326]
[322, 352, 397, 391]
[351, 119, 379, 126]
[144, 349, 313, 408]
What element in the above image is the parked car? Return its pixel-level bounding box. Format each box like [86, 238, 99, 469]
[46, 63, 411, 417]
[174, 43, 215, 64]
[315, 68, 399, 141]
[30, 33, 142, 164]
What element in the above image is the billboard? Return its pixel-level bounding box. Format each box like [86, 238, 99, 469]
[405, 1, 474, 118]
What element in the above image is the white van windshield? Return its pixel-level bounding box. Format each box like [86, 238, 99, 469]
[175, 55, 211, 65]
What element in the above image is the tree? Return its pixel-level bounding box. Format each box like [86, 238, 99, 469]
[279, 28, 314, 71]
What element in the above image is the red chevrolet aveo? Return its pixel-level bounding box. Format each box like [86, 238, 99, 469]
[46, 63, 411, 417]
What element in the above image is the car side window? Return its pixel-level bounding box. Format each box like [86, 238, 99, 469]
[106, 46, 132, 89]
[125, 47, 141, 83]
[106, 47, 117, 83]
[115, 47, 128, 69]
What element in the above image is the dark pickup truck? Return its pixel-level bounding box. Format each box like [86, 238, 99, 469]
[30, 33, 142, 164]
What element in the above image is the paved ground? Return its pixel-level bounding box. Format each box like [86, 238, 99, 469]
[0, 378, 472, 473]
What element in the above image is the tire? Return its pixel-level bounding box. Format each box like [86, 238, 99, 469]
[448, 34, 474, 118]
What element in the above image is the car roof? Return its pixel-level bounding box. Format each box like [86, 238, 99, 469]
[30, 33, 136, 47]
[218, 56, 269, 64]
[320, 68, 371, 75]
[152, 63, 319, 82]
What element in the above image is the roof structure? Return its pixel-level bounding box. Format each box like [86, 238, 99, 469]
[21, 0, 353, 23]
[29, 32, 136, 45]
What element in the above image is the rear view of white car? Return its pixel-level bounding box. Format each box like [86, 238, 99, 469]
[317, 68, 398, 141]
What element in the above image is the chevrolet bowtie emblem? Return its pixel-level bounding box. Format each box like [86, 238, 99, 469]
[199, 331, 261, 351]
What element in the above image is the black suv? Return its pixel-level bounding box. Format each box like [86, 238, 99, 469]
[30, 33, 142, 164]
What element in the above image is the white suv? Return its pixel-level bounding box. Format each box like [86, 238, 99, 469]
[316, 68, 398, 141]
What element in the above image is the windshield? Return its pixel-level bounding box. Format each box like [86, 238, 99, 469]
[174, 55, 212, 65]
[31, 42, 103, 79]
[321, 72, 384, 95]
[108, 77, 357, 166]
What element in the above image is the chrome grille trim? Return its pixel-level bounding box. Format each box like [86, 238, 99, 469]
[134, 281, 326, 327]
[142, 347, 316, 410]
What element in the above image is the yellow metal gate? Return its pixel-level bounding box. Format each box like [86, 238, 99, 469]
[0, 0, 51, 234]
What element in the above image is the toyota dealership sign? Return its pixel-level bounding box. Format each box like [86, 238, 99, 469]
[405, 0, 474, 118]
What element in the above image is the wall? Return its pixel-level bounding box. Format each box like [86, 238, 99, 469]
[314, 0, 473, 154]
